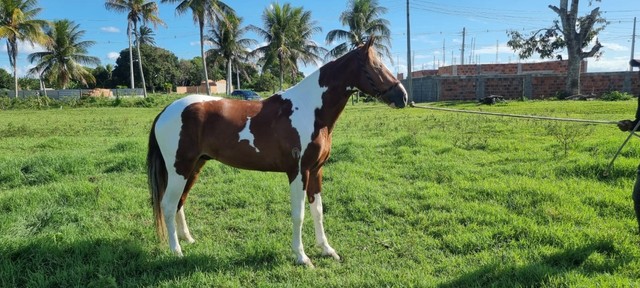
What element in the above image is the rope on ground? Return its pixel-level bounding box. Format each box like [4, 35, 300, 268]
[412, 104, 619, 125]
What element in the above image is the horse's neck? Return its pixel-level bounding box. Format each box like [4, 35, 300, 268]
[284, 69, 351, 132]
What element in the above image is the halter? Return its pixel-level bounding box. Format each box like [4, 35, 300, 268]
[358, 48, 399, 98]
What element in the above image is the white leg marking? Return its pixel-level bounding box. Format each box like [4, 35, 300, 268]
[176, 206, 195, 243]
[309, 193, 340, 260]
[290, 173, 313, 267]
[162, 174, 187, 256]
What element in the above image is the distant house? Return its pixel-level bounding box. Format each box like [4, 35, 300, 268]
[176, 79, 230, 94]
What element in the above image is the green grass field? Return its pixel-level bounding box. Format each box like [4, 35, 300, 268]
[2, 98, 640, 287]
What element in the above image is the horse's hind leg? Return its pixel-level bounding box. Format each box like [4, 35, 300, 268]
[162, 172, 188, 256]
[176, 206, 195, 243]
[176, 159, 206, 244]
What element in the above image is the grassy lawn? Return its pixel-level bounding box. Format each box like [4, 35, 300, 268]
[2, 99, 640, 287]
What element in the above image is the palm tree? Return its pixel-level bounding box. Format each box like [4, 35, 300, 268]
[250, 3, 325, 90]
[27, 20, 100, 89]
[0, 0, 47, 94]
[206, 13, 256, 95]
[105, 0, 165, 97]
[135, 25, 156, 46]
[325, 0, 392, 62]
[162, 0, 233, 95]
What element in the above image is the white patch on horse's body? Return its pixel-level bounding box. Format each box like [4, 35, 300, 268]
[155, 94, 223, 180]
[281, 70, 327, 159]
[280, 71, 329, 266]
[154, 94, 222, 255]
[238, 117, 259, 152]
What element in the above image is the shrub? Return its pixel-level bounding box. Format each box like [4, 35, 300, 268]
[601, 91, 633, 101]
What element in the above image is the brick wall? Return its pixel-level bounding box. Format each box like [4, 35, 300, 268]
[403, 71, 640, 102]
[405, 60, 587, 78]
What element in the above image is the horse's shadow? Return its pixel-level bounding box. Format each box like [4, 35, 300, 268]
[2, 237, 279, 287]
[439, 240, 629, 287]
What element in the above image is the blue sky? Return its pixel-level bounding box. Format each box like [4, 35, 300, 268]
[2, 0, 639, 78]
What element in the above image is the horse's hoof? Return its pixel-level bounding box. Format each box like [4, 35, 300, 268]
[172, 248, 184, 257]
[320, 246, 340, 261]
[296, 256, 315, 268]
[322, 250, 341, 261]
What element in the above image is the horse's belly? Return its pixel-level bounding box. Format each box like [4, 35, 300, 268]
[207, 148, 289, 173]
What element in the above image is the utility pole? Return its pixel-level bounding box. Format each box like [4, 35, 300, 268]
[442, 39, 446, 66]
[406, 0, 413, 103]
[460, 27, 466, 65]
[631, 17, 637, 71]
[496, 40, 499, 64]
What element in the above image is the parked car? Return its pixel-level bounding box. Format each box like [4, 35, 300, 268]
[231, 90, 262, 101]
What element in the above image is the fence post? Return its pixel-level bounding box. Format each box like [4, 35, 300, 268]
[624, 72, 632, 94]
[475, 76, 485, 101]
[523, 75, 533, 100]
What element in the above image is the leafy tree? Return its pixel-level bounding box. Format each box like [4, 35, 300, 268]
[507, 0, 606, 96]
[206, 12, 256, 94]
[92, 65, 112, 88]
[0, 68, 13, 89]
[105, 0, 165, 97]
[140, 45, 180, 93]
[17, 76, 38, 90]
[250, 3, 325, 90]
[27, 20, 100, 89]
[161, 0, 234, 95]
[176, 58, 202, 86]
[111, 45, 179, 92]
[0, 0, 47, 93]
[325, 0, 392, 62]
[251, 70, 277, 93]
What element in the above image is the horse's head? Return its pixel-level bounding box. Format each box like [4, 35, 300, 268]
[355, 37, 408, 108]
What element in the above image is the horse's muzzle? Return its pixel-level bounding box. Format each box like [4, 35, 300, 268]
[383, 83, 408, 108]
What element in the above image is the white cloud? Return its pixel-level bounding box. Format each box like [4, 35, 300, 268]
[587, 55, 631, 72]
[101, 26, 120, 33]
[601, 42, 628, 52]
[0, 40, 45, 54]
[107, 52, 120, 61]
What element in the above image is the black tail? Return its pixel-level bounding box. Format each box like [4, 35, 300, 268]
[147, 114, 167, 241]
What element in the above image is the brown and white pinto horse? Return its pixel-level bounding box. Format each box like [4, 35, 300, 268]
[147, 38, 407, 267]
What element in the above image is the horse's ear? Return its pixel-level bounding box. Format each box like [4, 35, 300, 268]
[364, 36, 375, 50]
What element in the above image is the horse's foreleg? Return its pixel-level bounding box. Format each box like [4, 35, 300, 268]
[290, 172, 313, 267]
[162, 174, 187, 256]
[308, 169, 340, 260]
[309, 194, 340, 260]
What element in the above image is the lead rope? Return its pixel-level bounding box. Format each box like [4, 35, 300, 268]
[411, 103, 639, 176]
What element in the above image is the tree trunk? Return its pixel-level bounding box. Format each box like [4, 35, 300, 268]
[8, 40, 18, 96]
[12, 60, 18, 97]
[200, 21, 211, 96]
[236, 65, 240, 90]
[134, 22, 148, 98]
[226, 58, 232, 95]
[278, 52, 284, 91]
[566, 47, 582, 96]
[128, 21, 135, 90]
